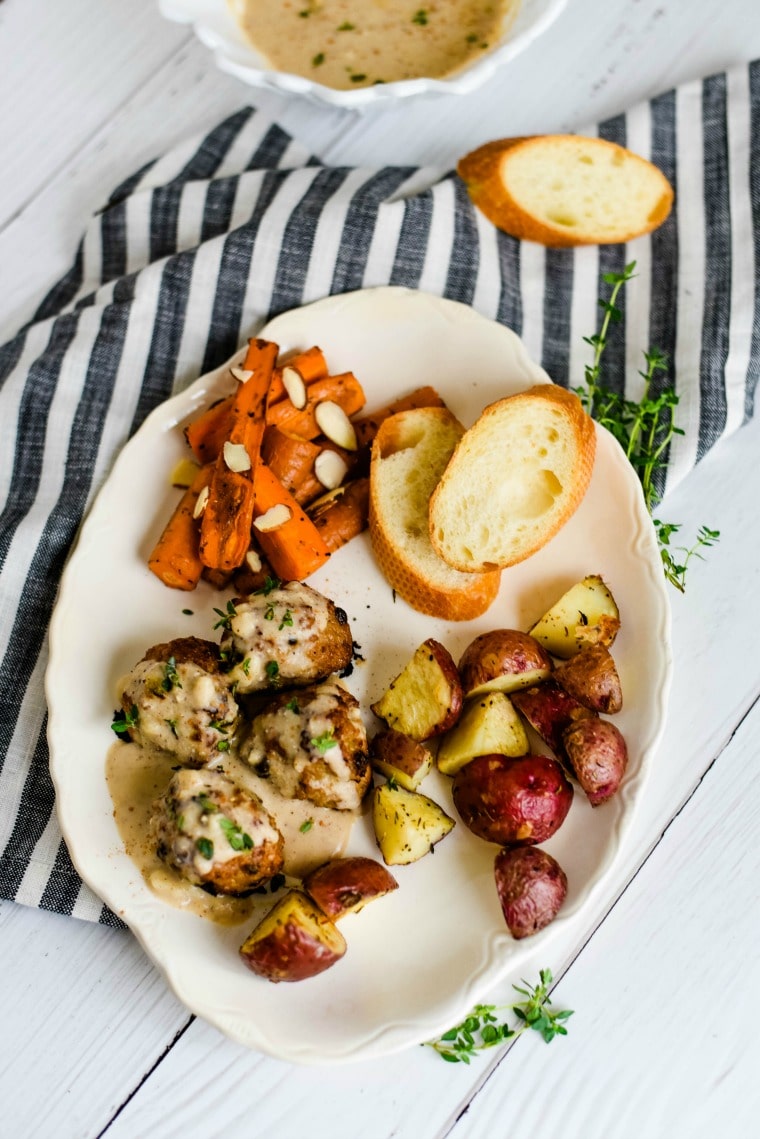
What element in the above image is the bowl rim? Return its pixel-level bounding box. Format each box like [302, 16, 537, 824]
[159, 0, 570, 108]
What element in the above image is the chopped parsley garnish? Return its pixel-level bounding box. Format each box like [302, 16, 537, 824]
[310, 731, 337, 753]
[299, 818, 314, 833]
[165, 718, 179, 738]
[219, 816, 254, 851]
[285, 697, 300, 713]
[213, 599, 238, 630]
[255, 576, 281, 596]
[209, 719, 231, 734]
[196, 837, 214, 860]
[412, 9, 429, 25]
[177, 813, 185, 832]
[264, 605, 275, 621]
[265, 660, 280, 682]
[195, 794, 218, 814]
[111, 705, 138, 738]
[217, 740, 231, 752]
[278, 610, 293, 630]
[162, 656, 181, 692]
[241, 657, 251, 676]
[312, 52, 326, 67]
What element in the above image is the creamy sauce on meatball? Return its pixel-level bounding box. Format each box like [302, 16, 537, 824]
[106, 742, 359, 925]
[230, 0, 517, 89]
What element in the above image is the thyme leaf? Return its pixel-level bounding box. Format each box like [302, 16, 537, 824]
[426, 970, 572, 1063]
[575, 262, 718, 591]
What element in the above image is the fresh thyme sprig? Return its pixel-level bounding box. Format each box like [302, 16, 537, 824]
[426, 970, 573, 1064]
[575, 262, 719, 591]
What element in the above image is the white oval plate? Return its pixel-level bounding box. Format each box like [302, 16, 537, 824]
[159, 0, 568, 110]
[47, 288, 671, 1064]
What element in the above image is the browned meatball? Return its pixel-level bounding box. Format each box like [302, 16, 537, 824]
[219, 581, 353, 694]
[118, 637, 238, 765]
[152, 768, 284, 895]
[241, 679, 370, 810]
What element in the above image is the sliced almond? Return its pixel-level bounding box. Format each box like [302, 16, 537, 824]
[281, 366, 307, 409]
[230, 366, 254, 383]
[170, 457, 200, 488]
[193, 485, 210, 519]
[314, 449, 349, 490]
[315, 401, 358, 451]
[223, 441, 251, 473]
[254, 504, 292, 532]
[245, 548, 262, 573]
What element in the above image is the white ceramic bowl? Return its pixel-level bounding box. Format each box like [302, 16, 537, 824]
[159, 0, 568, 109]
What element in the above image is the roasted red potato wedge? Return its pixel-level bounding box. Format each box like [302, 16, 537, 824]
[239, 890, 346, 982]
[554, 644, 623, 714]
[458, 630, 552, 699]
[563, 717, 629, 806]
[494, 846, 568, 939]
[371, 638, 463, 740]
[511, 679, 592, 757]
[370, 729, 433, 791]
[372, 782, 455, 865]
[452, 753, 573, 846]
[303, 856, 398, 920]
[437, 692, 528, 776]
[528, 574, 620, 659]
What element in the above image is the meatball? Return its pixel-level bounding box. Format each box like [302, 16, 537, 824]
[241, 679, 371, 810]
[152, 768, 284, 895]
[219, 581, 354, 694]
[118, 637, 238, 765]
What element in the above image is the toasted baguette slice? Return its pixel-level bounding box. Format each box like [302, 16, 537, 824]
[429, 385, 595, 573]
[369, 408, 501, 621]
[458, 134, 673, 247]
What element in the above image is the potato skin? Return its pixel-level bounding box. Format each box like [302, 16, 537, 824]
[563, 717, 628, 806]
[239, 891, 346, 982]
[303, 857, 398, 919]
[370, 729, 433, 791]
[554, 644, 622, 714]
[511, 679, 592, 756]
[494, 846, 568, 939]
[452, 753, 573, 846]
[458, 630, 552, 699]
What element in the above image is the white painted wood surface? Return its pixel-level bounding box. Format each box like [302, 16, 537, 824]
[1, 1, 759, 1135]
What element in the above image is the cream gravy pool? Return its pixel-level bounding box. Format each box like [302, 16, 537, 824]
[230, 0, 518, 89]
[107, 741, 358, 925]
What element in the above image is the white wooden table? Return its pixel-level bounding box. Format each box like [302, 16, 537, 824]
[2, 1, 760, 1135]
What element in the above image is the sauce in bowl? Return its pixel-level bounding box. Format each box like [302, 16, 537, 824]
[230, 0, 517, 90]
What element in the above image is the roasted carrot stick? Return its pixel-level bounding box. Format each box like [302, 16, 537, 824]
[199, 338, 277, 572]
[267, 372, 366, 438]
[308, 479, 370, 553]
[261, 425, 322, 497]
[184, 347, 330, 463]
[184, 396, 234, 464]
[148, 464, 213, 591]
[252, 463, 331, 581]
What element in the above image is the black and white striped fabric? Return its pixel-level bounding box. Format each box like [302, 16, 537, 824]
[1, 63, 758, 926]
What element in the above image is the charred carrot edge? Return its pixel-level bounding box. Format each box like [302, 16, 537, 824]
[199, 339, 277, 572]
[148, 464, 213, 591]
[184, 347, 330, 464]
[267, 372, 366, 439]
[308, 478, 370, 553]
[353, 385, 446, 450]
[253, 464, 331, 581]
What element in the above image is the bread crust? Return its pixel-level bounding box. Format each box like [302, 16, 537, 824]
[369, 408, 501, 621]
[429, 385, 596, 572]
[458, 134, 674, 247]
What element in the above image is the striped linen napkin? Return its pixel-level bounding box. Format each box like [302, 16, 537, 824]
[0, 63, 757, 925]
